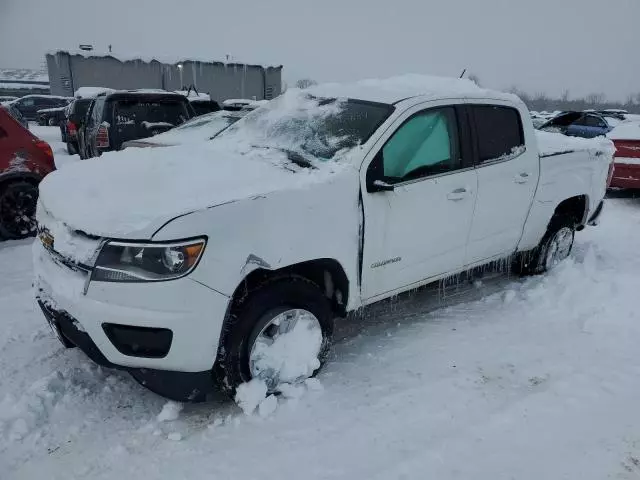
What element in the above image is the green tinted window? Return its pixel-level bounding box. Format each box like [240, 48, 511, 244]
[382, 107, 460, 181]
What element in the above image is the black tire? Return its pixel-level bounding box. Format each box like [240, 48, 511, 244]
[66, 142, 78, 155]
[215, 275, 334, 397]
[0, 181, 39, 240]
[48, 117, 57, 126]
[515, 215, 575, 275]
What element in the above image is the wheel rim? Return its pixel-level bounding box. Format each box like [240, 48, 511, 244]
[0, 185, 38, 238]
[48, 118, 56, 126]
[248, 308, 323, 391]
[545, 227, 573, 270]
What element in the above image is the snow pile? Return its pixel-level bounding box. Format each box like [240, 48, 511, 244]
[608, 121, 640, 140]
[235, 311, 324, 416]
[74, 87, 115, 99]
[535, 129, 615, 157]
[249, 313, 323, 388]
[156, 401, 183, 422]
[0, 371, 66, 443]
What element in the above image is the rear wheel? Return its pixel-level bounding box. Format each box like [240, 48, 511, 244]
[0, 181, 39, 240]
[516, 215, 575, 275]
[67, 142, 78, 155]
[215, 276, 334, 397]
[47, 117, 57, 126]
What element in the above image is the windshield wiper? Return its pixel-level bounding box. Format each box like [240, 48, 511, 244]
[252, 145, 316, 169]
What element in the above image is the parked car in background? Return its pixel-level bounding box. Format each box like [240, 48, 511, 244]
[0, 105, 54, 239]
[539, 111, 612, 138]
[222, 98, 267, 111]
[7, 95, 71, 121]
[608, 122, 640, 189]
[61, 98, 93, 155]
[4, 103, 29, 129]
[79, 90, 194, 159]
[0, 96, 18, 103]
[37, 105, 68, 126]
[189, 98, 221, 116]
[176, 90, 221, 117]
[34, 77, 613, 401]
[122, 108, 252, 149]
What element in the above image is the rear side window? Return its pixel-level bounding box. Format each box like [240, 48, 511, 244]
[471, 105, 524, 163]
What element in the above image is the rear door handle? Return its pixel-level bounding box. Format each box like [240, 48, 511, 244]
[514, 172, 530, 184]
[447, 187, 469, 201]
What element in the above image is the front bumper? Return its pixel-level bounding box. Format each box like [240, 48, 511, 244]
[33, 241, 230, 374]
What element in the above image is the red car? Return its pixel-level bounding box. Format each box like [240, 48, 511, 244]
[0, 106, 55, 239]
[609, 124, 640, 189]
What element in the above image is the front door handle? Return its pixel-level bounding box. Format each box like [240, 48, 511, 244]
[514, 172, 530, 184]
[447, 187, 468, 201]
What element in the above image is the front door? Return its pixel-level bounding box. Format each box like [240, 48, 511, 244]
[465, 103, 539, 265]
[361, 104, 478, 301]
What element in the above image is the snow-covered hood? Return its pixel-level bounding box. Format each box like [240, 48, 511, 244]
[38, 140, 351, 239]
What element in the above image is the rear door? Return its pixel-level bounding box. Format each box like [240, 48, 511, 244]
[464, 103, 538, 266]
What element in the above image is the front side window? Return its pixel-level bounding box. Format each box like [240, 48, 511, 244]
[19, 98, 34, 107]
[380, 107, 460, 182]
[472, 105, 524, 163]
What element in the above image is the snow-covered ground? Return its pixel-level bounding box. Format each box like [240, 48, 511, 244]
[2, 128, 640, 479]
[29, 125, 79, 170]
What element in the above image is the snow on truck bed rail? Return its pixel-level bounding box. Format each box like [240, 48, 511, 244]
[535, 130, 615, 157]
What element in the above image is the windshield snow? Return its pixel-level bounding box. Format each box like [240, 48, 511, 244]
[218, 90, 394, 161]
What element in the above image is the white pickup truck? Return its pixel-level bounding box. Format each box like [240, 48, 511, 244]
[34, 76, 614, 402]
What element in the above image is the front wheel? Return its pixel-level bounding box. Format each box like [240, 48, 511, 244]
[47, 117, 57, 126]
[516, 216, 575, 275]
[215, 276, 334, 397]
[0, 181, 39, 240]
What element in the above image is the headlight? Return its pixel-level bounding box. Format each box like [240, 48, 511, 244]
[92, 238, 206, 282]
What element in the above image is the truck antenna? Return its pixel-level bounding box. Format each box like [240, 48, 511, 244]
[459, 69, 467, 79]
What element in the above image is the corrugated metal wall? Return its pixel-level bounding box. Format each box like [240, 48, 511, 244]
[46, 52, 282, 101]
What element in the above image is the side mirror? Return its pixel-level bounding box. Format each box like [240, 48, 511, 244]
[368, 179, 395, 193]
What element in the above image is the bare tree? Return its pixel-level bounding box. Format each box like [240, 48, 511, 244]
[295, 78, 318, 89]
[585, 93, 605, 104]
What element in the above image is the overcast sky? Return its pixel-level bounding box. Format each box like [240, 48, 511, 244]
[1, 0, 638, 101]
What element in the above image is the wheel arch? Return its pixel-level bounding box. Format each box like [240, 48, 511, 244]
[228, 257, 350, 319]
[553, 194, 589, 227]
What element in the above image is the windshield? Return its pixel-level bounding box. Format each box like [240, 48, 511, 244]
[218, 91, 394, 161]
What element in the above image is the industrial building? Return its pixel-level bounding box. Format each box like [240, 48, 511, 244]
[45, 51, 282, 102]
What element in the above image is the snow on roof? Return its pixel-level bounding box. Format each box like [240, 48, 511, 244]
[175, 90, 211, 101]
[0, 68, 49, 83]
[307, 74, 519, 105]
[223, 98, 255, 106]
[8, 94, 70, 100]
[47, 50, 282, 69]
[0, 82, 49, 90]
[74, 86, 115, 98]
[608, 121, 640, 141]
[536, 130, 615, 157]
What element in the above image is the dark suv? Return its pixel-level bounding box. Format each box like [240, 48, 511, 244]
[61, 98, 93, 155]
[8, 95, 71, 121]
[80, 91, 194, 158]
